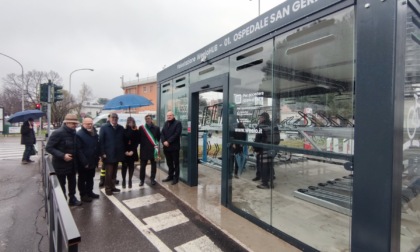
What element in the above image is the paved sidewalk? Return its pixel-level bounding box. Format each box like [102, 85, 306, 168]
[0, 148, 48, 252]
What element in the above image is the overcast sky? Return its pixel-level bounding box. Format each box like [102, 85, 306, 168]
[0, 0, 286, 100]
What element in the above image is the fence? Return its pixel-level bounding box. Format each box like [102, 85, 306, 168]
[40, 141, 81, 251]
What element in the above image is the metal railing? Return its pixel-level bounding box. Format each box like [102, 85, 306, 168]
[40, 141, 81, 251]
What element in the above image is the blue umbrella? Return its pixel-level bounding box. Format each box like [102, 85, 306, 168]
[7, 110, 45, 123]
[103, 94, 153, 111]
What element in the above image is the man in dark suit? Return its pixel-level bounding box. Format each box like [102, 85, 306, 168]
[139, 114, 160, 186]
[76, 117, 100, 202]
[46, 114, 82, 206]
[161, 111, 182, 185]
[99, 113, 125, 195]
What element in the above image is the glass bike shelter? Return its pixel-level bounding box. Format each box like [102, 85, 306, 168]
[157, 1, 420, 251]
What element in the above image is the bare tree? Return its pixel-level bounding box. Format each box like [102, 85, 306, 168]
[73, 83, 93, 118]
[0, 83, 21, 116]
[0, 70, 64, 114]
[97, 97, 109, 105]
[51, 90, 75, 127]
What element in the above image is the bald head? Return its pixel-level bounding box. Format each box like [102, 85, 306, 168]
[166, 111, 174, 121]
[82, 117, 94, 131]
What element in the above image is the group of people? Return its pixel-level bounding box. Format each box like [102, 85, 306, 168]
[39, 110, 181, 206]
[233, 112, 279, 189]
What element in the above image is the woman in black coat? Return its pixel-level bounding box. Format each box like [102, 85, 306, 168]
[121, 117, 140, 188]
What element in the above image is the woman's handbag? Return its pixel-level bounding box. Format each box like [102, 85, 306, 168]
[30, 145, 38, 156]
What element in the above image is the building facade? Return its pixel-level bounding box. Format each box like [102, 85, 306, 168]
[121, 76, 157, 113]
[157, 1, 419, 251]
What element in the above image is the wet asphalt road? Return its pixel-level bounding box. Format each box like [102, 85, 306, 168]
[0, 136, 247, 252]
[0, 157, 48, 252]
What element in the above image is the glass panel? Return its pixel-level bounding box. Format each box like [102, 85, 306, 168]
[272, 8, 354, 251]
[401, 5, 420, 252]
[190, 58, 229, 83]
[198, 91, 223, 166]
[229, 39, 274, 224]
[228, 7, 355, 251]
[159, 80, 173, 172]
[172, 75, 189, 181]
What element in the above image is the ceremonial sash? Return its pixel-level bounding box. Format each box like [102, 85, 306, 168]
[141, 125, 159, 159]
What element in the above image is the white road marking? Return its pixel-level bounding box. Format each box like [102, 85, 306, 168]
[114, 182, 149, 192]
[123, 193, 166, 209]
[143, 209, 189, 232]
[0, 145, 25, 160]
[100, 188, 172, 252]
[175, 235, 222, 252]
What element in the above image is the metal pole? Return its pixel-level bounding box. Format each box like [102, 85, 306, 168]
[47, 80, 52, 138]
[0, 53, 25, 110]
[69, 68, 94, 96]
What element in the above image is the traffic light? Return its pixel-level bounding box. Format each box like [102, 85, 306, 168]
[35, 103, 41, 110]
[53, 84, 63, 102]
[40, 83, 49, 102]
[41, 104, 47, 114]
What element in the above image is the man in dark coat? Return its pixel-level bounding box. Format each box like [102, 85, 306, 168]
[139, 114, 160, 186]
[253, 112, 275, 189]
[99, 113, 125, 196]
[76, 117, 100, 202]
[20, 117, 36, 164]
[161, 111, 182, 185]
[46, 114, 82, 206]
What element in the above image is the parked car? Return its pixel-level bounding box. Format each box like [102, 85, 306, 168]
[77, 112, 156, 133]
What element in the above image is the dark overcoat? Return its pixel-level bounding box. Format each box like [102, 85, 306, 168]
[99, 122, 125, 163]
[123, 127, 140, 162]
[76, 126, 100, 170]
[45, 125, 77, 175]
[161, 119, 182, 152]
[139, 123, 160, 160]
[20, 121, 36, 145]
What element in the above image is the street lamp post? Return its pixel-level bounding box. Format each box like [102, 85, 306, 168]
[69, 68, 94, 96]
[250, 0, 260, 16]
[0, 53, 25, 110]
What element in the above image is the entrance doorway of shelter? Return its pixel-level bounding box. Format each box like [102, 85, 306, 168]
[188, 73, 229, 204]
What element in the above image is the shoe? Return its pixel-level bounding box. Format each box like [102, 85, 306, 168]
[151, 180, 156, 186]
[257, 184, 270, 189]
[81, 195, 93, 202]
[252, 177, 261, 181]
[21, 160, 28, 164]
[105, 190, 113, 196]
[162, 177, 173, 182]
[69, 197, 82, 206]
[27, 159, 35, 162]
[128, 181, 132, 188]
[139, 181, 144, 186]
[234, 174, 239, 179]
[111, 188, 120, 193]
[122, 180, 126, 189]
[171, 179, 179, 185]
[87, 192, 100, 199]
